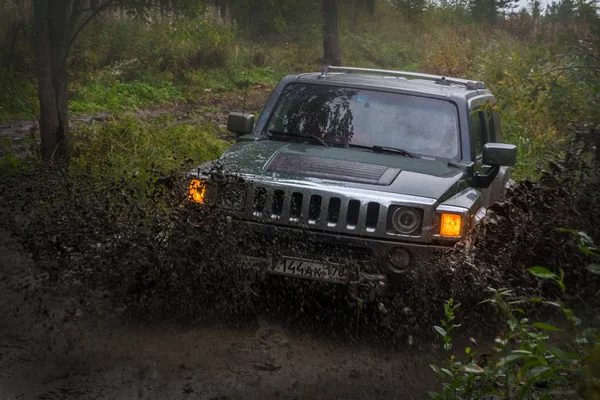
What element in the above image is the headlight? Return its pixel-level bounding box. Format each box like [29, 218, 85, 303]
[392, 207, 422, 235]
[439, 213, 462, 237]
[188, 179, 206, 204]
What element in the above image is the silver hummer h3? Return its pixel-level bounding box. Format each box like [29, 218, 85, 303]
[187, 66, 517, 300]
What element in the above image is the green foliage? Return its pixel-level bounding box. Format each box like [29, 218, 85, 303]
[429, 233, 600, 400]
[182, 64, 283, 94]
[69, 79, 183, 114]
[474, 43, 577, 179]
[70, 117, 229, 200]
[433, 298, 462, 352]
[0, 68, 38, 121]
[0, 137, 21, 173]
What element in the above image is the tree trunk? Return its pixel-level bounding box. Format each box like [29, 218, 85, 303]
[322, 0, 342, 66]
[366, 0, 376, 16]
[34, 0, 72, 165]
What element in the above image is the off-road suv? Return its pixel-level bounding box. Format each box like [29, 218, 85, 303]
[187, 66, 516, 300]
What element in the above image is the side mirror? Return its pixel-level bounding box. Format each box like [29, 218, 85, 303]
[483, 143, 517, 167]
[227, 112, 254, 136]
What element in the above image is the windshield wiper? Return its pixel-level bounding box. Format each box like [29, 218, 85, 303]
[347, 143, 414, 158]
[267, 130, 329, 147]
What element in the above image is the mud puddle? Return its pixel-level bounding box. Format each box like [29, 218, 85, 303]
[0, 323, 441, 400]
[0, 228, 443, 400]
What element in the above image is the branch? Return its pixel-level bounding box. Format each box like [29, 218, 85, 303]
[6, 72, 39, 122]
[70, 0, 116, 45]
[535, 65, 600, 77]
[3, 22, 25, 69]
[561, 51, 600, 63]
[68, 0, 81, 34]
[571, 42, 600, 62]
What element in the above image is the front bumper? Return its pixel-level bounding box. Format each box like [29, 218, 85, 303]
[230, 219, 453, 300]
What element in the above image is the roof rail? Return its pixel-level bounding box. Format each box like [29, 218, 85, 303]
[322, 66, 486, 90]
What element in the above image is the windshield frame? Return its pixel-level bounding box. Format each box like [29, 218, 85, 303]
[260, 81, 464, 161]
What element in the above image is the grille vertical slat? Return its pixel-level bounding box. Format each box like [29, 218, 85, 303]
[365, 202, 381, 232]
[376, 204, 389, 234]
[320, 195, 330, 225]
[355, 202, 369, 232]
[337, 199, 349, 228]
[301, 192, 311, 223]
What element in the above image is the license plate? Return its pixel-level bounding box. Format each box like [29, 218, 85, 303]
[270, 257, 347, 283]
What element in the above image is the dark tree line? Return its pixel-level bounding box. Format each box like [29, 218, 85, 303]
[17, 0, 346, 164]
[2, 0, 598, 164]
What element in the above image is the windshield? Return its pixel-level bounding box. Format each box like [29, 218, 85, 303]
[266, 83, 460, 159]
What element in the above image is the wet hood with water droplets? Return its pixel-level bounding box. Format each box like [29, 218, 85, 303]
[192, 140, 467, 201]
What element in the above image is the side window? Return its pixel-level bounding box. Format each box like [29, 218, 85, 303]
[469, 109, 485, 156]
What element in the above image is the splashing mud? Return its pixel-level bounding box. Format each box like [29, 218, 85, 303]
[0, 139, 598, 398]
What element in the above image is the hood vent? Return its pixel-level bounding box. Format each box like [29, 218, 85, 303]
[266, 152, 400, 186]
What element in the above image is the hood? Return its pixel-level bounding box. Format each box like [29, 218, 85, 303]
[196, 140, 467, 201]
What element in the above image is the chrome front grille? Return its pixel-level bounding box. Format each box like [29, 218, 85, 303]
[238, 176, 442, 242]
[244, 183, 436, 240]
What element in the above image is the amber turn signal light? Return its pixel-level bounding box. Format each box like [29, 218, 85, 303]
[440, 213, 462, 237]
[188, 179, 206, 204]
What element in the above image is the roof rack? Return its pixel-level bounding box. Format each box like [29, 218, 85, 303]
[321, 66, 486, 90]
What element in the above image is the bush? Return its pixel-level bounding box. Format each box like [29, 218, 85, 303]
[70, 117, 229, 193]
[429, 232, 600, 400]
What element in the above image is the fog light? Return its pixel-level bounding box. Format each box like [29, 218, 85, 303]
[389, 247, 410, 272]
[440, 213, 462, 237]
[188, 179, 206, 204]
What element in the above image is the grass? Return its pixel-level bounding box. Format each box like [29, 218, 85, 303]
[180, 65, 284, 94]
[69, 117, 230, 203]
[69, 79, 184, 114]
[74, 118, 228, 169]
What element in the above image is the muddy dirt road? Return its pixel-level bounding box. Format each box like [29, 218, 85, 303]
[0, 229, 443, 400]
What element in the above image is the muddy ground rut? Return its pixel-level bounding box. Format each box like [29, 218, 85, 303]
[0, 228, 446, 400]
